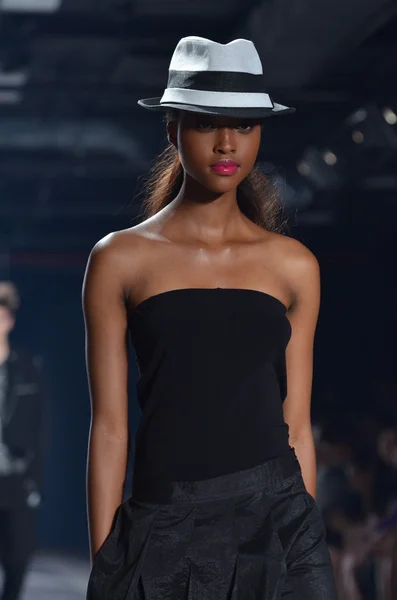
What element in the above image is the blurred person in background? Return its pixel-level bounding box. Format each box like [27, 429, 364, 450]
[377, 426, 397, 472]
[314, 405, 397, 599]
[0, 282, 46, 600]
[324, 492, 371, 600]
[315, 414, 354, 514]
[325, 423, 397, 600]
[376, 422, 397, 600]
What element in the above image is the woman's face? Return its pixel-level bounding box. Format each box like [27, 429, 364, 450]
[169, 112, 262, 195]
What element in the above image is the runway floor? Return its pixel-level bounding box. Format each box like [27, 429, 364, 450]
[5, 553, 90, 600]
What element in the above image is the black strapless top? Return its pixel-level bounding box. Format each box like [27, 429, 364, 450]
[128, 288, 292, 482]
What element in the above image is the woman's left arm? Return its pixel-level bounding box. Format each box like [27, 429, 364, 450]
[282, 242, 321, 498]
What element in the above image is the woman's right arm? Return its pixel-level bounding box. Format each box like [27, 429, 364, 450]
[82, 235, 130, 564]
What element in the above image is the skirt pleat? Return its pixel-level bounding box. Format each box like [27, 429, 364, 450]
[229, 554, 241, 600]
[86, 448, 338, 599]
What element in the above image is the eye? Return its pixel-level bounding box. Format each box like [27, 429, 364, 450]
[196, 120, 216, 131]
[236, 122, 253, 132]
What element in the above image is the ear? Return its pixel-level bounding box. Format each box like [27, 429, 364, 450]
[167, 120, 178, 148]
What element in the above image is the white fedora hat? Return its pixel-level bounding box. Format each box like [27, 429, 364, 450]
[138, 36, 295, 119]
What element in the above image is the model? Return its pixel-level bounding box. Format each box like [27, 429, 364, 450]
[83, 36, 338, 599]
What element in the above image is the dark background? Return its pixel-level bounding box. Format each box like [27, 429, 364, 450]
[1, 0, 397, 556]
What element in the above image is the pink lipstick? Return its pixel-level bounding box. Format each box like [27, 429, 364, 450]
[210, 160, 239, 175]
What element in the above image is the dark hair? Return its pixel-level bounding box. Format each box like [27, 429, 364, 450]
[0, 299, 15, 316]
[140, 110, 287, 233]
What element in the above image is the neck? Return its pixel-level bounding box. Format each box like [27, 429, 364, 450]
[169, 176, 245, 242]
[0, 338, 10, 365]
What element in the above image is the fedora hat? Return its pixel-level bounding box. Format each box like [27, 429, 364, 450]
[138, 36, 295, 119]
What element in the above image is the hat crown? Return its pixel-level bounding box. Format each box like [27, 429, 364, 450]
[137, 35, 294, 117]
[169, 36, 263, 75]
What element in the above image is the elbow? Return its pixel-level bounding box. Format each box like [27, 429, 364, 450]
[88, 419, 129, 476]
[90, 416, 129, 446]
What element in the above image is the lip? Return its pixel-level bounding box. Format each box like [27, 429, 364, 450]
[210, 160, 239, 175]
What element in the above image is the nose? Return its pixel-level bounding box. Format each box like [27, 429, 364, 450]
[214, 127, 236, 154]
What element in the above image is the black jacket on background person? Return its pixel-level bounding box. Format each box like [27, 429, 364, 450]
[0, 348, 46, 509]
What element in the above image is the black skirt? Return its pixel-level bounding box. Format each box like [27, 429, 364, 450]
[86, 447, 338, 599]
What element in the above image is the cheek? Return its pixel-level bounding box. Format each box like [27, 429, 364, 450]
[180, 150, 233, 191]
[178, 135, 210, 176]
[243, 133, 261, 165]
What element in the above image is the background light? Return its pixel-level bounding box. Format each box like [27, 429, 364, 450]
[352, 130, 365, 143]
[382, 107, 397, 125]
[297, 161, 311, 176]
[323, 151, 338, 165]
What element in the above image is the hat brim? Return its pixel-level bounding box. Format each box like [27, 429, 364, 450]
[137, 98, 295, 118]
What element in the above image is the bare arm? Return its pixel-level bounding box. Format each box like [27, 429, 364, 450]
[282, 241, 320, 498]
[82, 234, 129, 564]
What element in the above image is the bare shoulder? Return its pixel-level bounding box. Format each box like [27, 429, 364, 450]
[267, 232, 320, 278]
[89, 227, 144, 263]
[87, 225, 154, 276]
[264, 232, 320, 309]
[82, 226, 155, 304]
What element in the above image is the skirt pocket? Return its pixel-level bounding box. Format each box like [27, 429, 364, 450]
[86, 498, 160, 600]
[302, 490, 327, 538]
[92, 503, 123, 571]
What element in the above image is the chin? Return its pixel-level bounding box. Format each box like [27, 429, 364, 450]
[202, 175, 242, 195]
